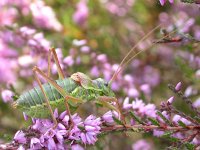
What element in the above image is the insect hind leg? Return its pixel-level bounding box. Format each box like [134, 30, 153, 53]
[47, 47, 65, 79]
[33, 69, 58, 128]
[32, 66, 83, 129]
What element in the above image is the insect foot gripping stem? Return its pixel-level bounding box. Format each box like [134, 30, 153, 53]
[12, 101, 18, 108]
[97, 96, 126, 126]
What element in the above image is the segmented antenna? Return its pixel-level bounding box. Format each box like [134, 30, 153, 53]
[109, 24, 161, 84]
[109, 25, 178, 84]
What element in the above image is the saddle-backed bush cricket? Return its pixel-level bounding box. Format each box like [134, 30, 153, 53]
[13, 24, 176, 128]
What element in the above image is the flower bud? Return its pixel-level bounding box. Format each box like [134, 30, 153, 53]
[175, 82, 182, 92]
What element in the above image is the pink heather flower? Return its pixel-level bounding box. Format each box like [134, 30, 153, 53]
[14, 131, 27, 144]
[111, 82, 120, 91]
[17, 145, 25, 150]
[112, 64, 119, 72]
[153, 130, 164, 137]
[76, 56, 81, 65]
[97, 54, 107, 63]
[59, 111, 67, 120]
[72, 39, 87, 46]
[144, 104, 156, 118]
[167, 96, 174, 104]
[195, 70, 200, 78]
[30, 138, 42, 149]
[132, 99, 145, 113]
[172, 132, 185, 139]
[63, 56, 74, 67]
[0, 7, 18, 26]
[184, 86, 194, 97]
[1, 89, 14, 103]
[103, 70, 112, 81]
[124, 74, 134, 83]
[55, 48, 64, 62]
[23, 112, 29, 121]
[140, 84, 151, 95]
[19, 26, 36, 37]
[128, 88, 140, 98]
[132, 139, 152, 150]
[30, 1, 62, 31]
[175, 82, 182, 92]
[18, 55, 34, 67]
[123, 97, 132, 110]
[157, 111, 170, 123]
[47, 137, 57, 150]
[159, 0, 174, 6]
[193, 97, 200, 108]
[192, 136, 200, 145]
[28, 32, 50, 54]
[0, 58, 16, 83]
[102, 111, 119, 125]
[80, 115, 101, 145]
[71, 144, 84, 150]
[53, 108, 59, 118]
[143, 66, 160, 87]
[90, 66, 100, 77]
[80, 46, 90, 53]
[173, 115, 191, 125]
[73, 0, 89, 26]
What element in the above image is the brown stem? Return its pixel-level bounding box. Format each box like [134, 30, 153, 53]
[101, 124, 200, 132]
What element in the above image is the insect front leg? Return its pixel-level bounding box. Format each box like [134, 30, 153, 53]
[32, 66, 83, 129]
[97, 96, 126, 125]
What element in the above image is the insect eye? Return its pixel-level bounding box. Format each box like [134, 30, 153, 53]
[104, 82, 108, 86]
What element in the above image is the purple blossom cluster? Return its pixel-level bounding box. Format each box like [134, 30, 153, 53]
[159, 0, 174, 6]
[0, 0, 62, 31]
[13, 110, 102, 149]
[0, 0, 62, 85]
[73, 0, 89, 27]
[100, 0, 135, 16]
[0, 0, 200, 149]
[10, 88, 200, 149]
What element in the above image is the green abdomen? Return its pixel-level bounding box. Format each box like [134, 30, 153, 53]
[15, 78, 78, 118]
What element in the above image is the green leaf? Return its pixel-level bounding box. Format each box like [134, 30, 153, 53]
[148, 118, 160, 126]
[161, 131, 173, 138]
[175, 57, 195, 80]
[167, 146, 179, 150]
[156, 111, 171, 125]
[129, 111, 144, 124]
[168, 137, 179, 142]
[185, 142, 195, 150]
[130, 127, 141, 133]
[112, 116, 124, 125]
[77, 125, 85, 130]
[194, 116, 200, 123]
[178, 120, 187, 128]
[181, 0, 195, 3]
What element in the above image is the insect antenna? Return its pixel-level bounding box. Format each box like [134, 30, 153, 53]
[109, 24, 161, 84]
[109, 25, 179, 85]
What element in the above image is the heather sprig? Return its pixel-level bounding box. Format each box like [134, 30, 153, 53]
[0, 0, 200, 149]
[1, 82, 199, 149]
